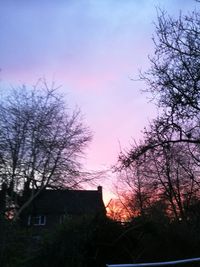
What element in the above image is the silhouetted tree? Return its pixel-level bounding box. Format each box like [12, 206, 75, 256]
[117, 7, 200, 222]
[126, 9, 200, 163]
[0, 80, 92, 220]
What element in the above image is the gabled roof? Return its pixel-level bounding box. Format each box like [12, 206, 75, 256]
[24, 186, 105, 216]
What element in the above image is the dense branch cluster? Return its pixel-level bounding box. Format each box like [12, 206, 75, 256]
[143, 10, 200, 118]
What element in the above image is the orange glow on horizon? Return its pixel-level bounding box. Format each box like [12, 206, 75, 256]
[106, 198, 132, 222]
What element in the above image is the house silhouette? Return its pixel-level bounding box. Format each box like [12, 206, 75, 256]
[20, 186, 106, 228]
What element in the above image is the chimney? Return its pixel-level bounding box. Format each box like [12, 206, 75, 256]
[97, 185, 102, 195]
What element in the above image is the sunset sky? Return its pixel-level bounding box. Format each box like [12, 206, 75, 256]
[0, 0, 197, 200]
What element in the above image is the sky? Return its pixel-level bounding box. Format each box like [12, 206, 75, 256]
[0, 0, 198, 202]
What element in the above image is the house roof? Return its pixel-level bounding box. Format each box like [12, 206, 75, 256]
[24, 187, 105, 216]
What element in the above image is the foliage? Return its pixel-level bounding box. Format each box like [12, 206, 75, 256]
[1, 213, 200, 267]
[25, 216, 130, 267]
[0, 218, 35, 267]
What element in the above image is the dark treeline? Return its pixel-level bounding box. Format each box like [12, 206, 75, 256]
[1, 214, 200, 267]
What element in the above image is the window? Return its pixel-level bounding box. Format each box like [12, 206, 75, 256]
[28, 215, 46, 226]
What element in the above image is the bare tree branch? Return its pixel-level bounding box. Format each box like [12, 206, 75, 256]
[0, 81, 92, 220]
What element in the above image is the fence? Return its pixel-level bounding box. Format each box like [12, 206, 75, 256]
[106, 257, 200, 267]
